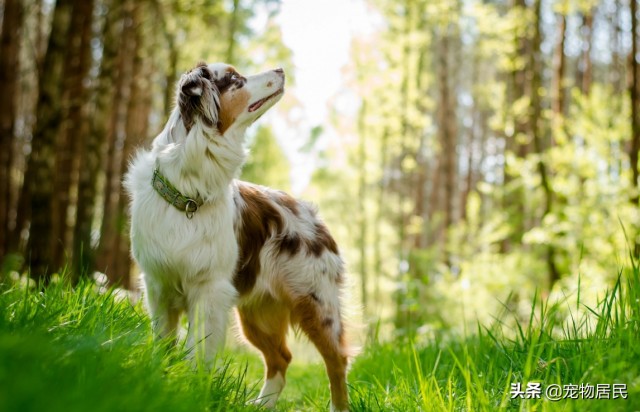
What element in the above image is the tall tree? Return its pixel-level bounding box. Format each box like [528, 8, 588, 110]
[74, 0, 122, 279]
[52, 0, 95, 271]
[227, 0, 241, 64]
[436, 33, 458, 264]
[501, 0, 530, 252]
[0, 0, 23, 260]
[357, 102, 369, 311]
[630, 0, 640, 257]
[579, 12, 594, 95]
[26, 0, 73, 280]
[112, 1, 149, 287]
[530, 0, 560, 286]
[552, 9, 567, 117]
[152, 0, 179, 117]
[97, 0, 136, 280]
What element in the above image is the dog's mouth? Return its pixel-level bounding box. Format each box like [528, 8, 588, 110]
[248, 88, 283, 113]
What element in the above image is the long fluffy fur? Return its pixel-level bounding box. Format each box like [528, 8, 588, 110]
[125, 63, 351, 411]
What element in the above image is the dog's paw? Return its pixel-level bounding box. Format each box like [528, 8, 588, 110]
[248, 397, 277, 409]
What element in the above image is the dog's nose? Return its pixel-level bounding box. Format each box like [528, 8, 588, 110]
[274, 68, 284, 76]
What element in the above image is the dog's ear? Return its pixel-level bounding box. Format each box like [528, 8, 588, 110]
[177, 63, 220, 133]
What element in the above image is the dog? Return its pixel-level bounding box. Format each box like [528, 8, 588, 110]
[124, 62, 350, 411]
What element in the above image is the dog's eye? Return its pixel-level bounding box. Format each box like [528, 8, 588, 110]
[230, 73, 239, 81]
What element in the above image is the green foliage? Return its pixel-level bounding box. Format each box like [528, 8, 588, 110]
[424, 83, 637, 331]
[158, 0, 286, 68]
[240, 125, 291, 190]
[538, 86, 636, 269]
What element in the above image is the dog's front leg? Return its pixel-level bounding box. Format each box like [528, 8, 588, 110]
[185, 278, 238, 367]
[144, 277, 180, 345]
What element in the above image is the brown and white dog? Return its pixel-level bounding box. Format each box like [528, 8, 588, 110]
[125, 62, 350, 411]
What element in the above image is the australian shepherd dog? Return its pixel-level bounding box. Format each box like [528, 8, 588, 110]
[125, 62, 350, 411]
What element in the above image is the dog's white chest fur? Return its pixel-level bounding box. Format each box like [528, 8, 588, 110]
[128, 152, 238, 287]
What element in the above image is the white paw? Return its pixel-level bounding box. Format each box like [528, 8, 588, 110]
[250, 397, 277, 409]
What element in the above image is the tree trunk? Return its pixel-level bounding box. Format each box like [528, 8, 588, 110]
[394, 0, 412, 330]
[26, 0, 73, 280]
[614, 2, 624, 93]
[372, 127, 388, 308]
[9, 0, 44, 255]
[501, 0, 529, 253]
[531, 0, 560, 287]
[74, 0, 121, 279]
[0, 0, 23, 259]
[97, 0, 136, 279]
[164, 44, 178, 117]
[552, 12, 567, 116]
[413, 35, 428, 249]
[413, 137, 427, 248]
[461, 111, 476, 222]
[111, 1, 148, 288]
[52, 0, 95, 271]
[461, 52, 480, 222]
[437, 34, 457, 264]
[150, 0, 178, 118]
[427, 155, 441, 246]
[35, 0, 47, 74]
[629, 0, 640, 258]
[579, 13, 594, 95]
[226, 0, 240, 64]
[357, 101, 368, 313]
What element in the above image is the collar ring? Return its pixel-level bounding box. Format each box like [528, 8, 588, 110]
[185, 199, 198, 219]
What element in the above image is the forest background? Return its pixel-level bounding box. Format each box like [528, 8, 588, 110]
[1, 0, 639, 339]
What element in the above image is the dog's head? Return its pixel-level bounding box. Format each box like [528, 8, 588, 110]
[176, 62, 285, 136]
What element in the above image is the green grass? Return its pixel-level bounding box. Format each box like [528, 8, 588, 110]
[0, 266, 639, 411]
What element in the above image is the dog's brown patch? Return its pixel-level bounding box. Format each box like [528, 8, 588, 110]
[275, 233, 302, 256]
[321, 317, 334, 328]
[306, 222, 339, 257]
[233, 184, 341, 294]
[271, 190, 299, 216]
[234, 184, 284, 295]
[218, 88, 250, 134]
[237, 303, 292, 379]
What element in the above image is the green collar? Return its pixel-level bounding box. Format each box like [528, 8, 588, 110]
[152, 167, 203, 219]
